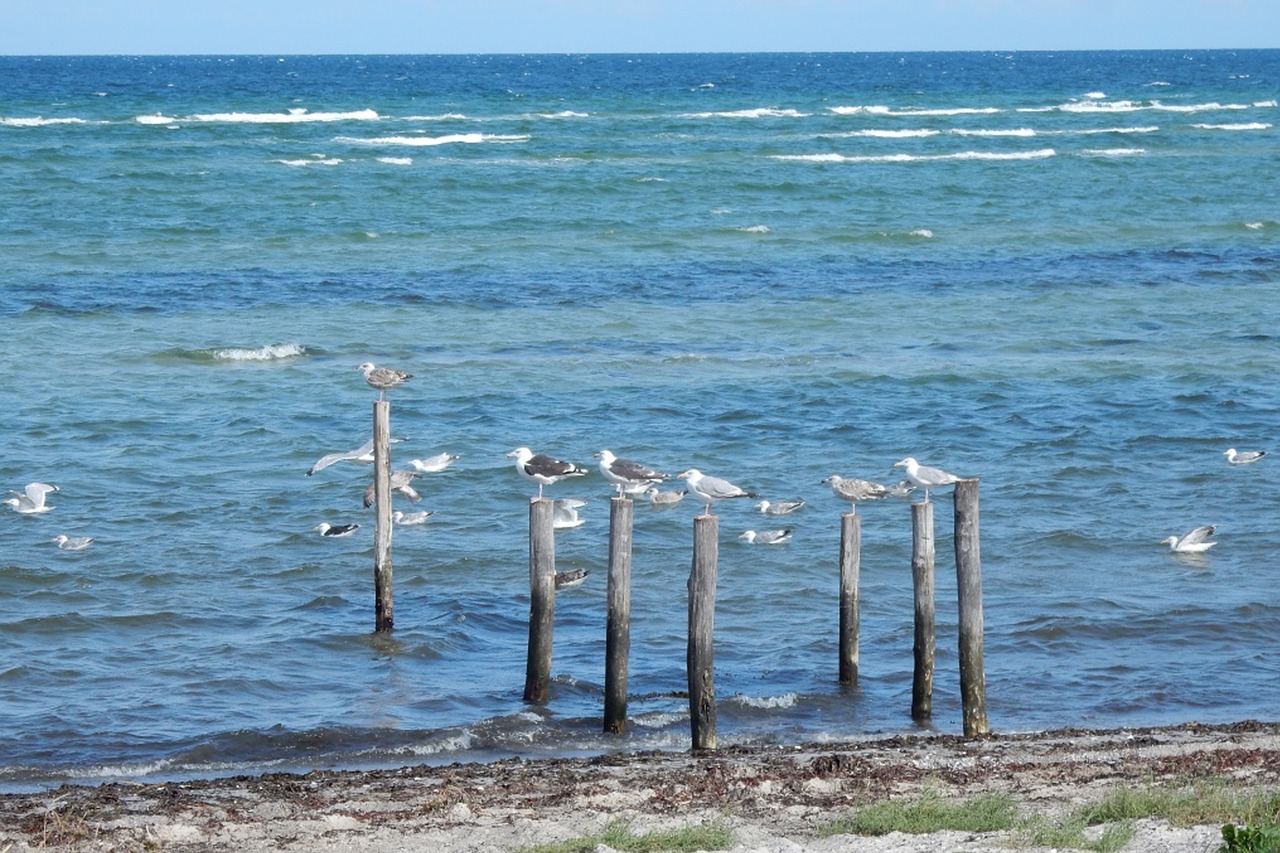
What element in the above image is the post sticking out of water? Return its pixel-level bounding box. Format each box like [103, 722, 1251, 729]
[372, 400, 394, 633]
[838, 512, 861, 685]
[604, 496, 633, 734]
[953, 478, 989, 736]
[524, 497, 556, 704]
[688, 513, 718, 751]
[911, 500, 935, 722]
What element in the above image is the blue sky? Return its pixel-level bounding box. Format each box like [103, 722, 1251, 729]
[4, 0, 1277, 55]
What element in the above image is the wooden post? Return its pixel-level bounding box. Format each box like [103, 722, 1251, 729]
[954, 479, 989, 736]
[372, 400, 394, 633]
[688, 514, 718, 751]
[838, 512, 860, 684]
[911, 501, 935, 722]
[604, 496, 633, 734]
[523, 497, 556, 704]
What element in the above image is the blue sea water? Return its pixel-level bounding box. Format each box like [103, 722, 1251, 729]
[2, 51, 1278, 792]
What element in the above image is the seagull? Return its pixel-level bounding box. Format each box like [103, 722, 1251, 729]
[306, 436, 406, 476]
[363, 470, 421, 508]
[51, 534, 93, 551]
[4, 482, 58, 514]
[892, 457, 962, 503]
[552, 498, 587, 530]
[1224, 448, 1266, 465]
[1161, 525, 1217, 554]
[406, 453, 460, 473]
[645, 487, 687, 507]
[392, 509, 435, 525]
[754, 499, 805, 516]
[677, 469, 759, 517]
[314, 522, 360, 537]
[358, 362, 413, 399]
[822, 475, 895, 514]
[506, 447, 588, 498]
[594, 449, 670, 497]
[554, 568, 588, 589]
[739, 529, 793, 545]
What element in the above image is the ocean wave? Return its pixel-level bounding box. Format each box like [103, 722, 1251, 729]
[1081, 148, 1146, 157]
[681, 108, 809, 119]
[773, 148, 1056, 164]
[832, 128, 941, 138]
[728, 692, 799, 709]
[952, 128, 1037, 137]
[135, 114, 177, 125]
[1192, 122, 1272, 131]
[275, 156, 342, 166]
[191, 108, 380, 123]
[1, 116, 96, 127]
[211, 343, 308, 362]
[376, 156, 414, 165]
[335, 133, 530, 146]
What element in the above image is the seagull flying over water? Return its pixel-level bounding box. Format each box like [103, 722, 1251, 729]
[677, 469, 759, 517]
[595, 449, 670, 497]
[306, 436, 406, 476]
[358, 362, 413, 399]
[892, 457, 962, 503]
[51, 534, 93, 551]
[1161, 525, 1217, 554]
[4, 482, 58, 514]
[1224, 448, 1266, 465]
[506, 447, 588, 498]
[738, 528, 792, 544]
[407, 453, 460, 473]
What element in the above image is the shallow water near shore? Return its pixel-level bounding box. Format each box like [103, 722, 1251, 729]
[2, 51, 1279, 792]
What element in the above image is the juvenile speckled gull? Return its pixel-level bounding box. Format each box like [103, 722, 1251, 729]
[357, 362, 413, 399]
[51, 534, 93, 551]
[407, 453, 460, 473]
[1161, 525, 1217, 554]
[677, 469, 759, 517]
[554, 568, 588, 589]
[4, 482, 58, 514]
[738, 529, 792, 544]
[754, 499, 805, 515]
[506, 447, 588, 498]
[1224, 448, 1266, 465]
[822, 475, 892, 514]
[314, 522, 360, 537]
[594, 449, 670, 496]
[892, 457, 962, 503]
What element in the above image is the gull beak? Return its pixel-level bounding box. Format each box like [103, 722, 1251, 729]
[677, 471, 689, 480]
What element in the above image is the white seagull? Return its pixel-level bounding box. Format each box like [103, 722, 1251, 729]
[314, 522, 360, 537]
[51, 534, 94, 551]
[407, 453, 460, 473]
[645, 487, 686, 507]
[595, 449, 670, 496]
[392, 509, 435, 525]
[506, 447, 588, 498]
[892, 457, 962, 503]
[738, 528, 792, 545]
[1161, 525, 1218, 554]
[363, 470, 421, 508]
[677, 469, 759, 517]
[552, 498, 587, 530]
[306, 436, 405, 476]
[5, 482, 59, 514]
[754, 499, 805, 515]
[1224, 448, 1266, 465]
[358, 362, 413, 399]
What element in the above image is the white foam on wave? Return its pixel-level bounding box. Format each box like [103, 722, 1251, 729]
[1245, 222, 1265, 230]
[830, 105, 1000, 117]
[212, 343, 307, 362]
[909, 228, 934, 238]
[681, 107, 809, 119]
[833, 128, 940, 138]
[774, 148, 1056, 164]
[135, 114, 178, 125]
[952, 128, 1037, 137]
[534, 110, 589, 119]
[2, 116, 93, 127]
[192, 108, 379, 123]
[376, 156, 413, 165]
[738, 225, 771, 234]
[1082, 147, 1146, 157]
[1079, 125, 1160, 135]
[1193, 122, 1272, 131]
[336, 133, 529, 146]
[729, 692, 799, 709]
[276, 156, 342, 166]
[404, 113, 468, 121]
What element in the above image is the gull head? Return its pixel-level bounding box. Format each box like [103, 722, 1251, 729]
[677, 469, 701, 481]
[357, 362, 376, 373]
[506, 447, 533, 462]
[892, 457, 916, 471]
[1159, 536, 1178, 548]
[594, 449, 615, 462]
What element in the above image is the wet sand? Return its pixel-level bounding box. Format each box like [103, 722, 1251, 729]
[3, 721, 1279, 852]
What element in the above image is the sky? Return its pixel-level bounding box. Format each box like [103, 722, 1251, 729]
[3, 0, 1277, 55]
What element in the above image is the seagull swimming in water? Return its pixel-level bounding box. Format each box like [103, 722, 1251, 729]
[363, 470, 421, 508]
[506, 447, 588, 498]
[738, 528, 792, 545]
[754, 499, 805, 516]
[406, 453, 460, 473]
[358, 362, 413, 399]
[1161, 525, 1217, 554]
[645, 487, 686, 507]
[392, 509, 435, 525]
[4, 482, 58, 514]
[552, 498, 587, 530]
[595, 449, 670, 497]
[1224, 448, 1266, 465]
[554, 568, 589, 589]
[677, 469, 759, 517]
[51, 534, 93, 551]
[314, 522, 360, 538]
[892, 457, 962, 503]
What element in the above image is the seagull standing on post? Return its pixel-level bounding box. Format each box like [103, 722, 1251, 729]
[595, 449, 670, 497]
[358, 362, 413, 400]
[892, 457, 962, 503]
[507, 447, 589, 499]
[677, 469, 759, 517]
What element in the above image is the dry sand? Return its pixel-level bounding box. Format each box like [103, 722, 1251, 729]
[4, 721, 1279, 852]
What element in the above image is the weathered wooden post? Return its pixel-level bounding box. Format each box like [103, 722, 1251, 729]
[604, 496, 633, 734]
[688, 514, 717, 751]
[372, 400, 394, 633]
[954, 479, 989, 736]
[838, 512, 860, 684]
[911, 500, 935, 722]
[524, 497, 556, 704]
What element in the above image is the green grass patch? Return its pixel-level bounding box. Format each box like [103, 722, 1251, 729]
[819, 790, 1020, 836]
[519, 819, 733, 853]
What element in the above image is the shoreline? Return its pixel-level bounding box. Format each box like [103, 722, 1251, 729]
[3, 720, 1279, 852]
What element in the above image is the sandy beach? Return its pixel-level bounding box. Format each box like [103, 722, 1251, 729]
[4, 721, 1278, 852]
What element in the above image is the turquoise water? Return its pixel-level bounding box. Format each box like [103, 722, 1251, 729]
[2, 51, 1278, 791]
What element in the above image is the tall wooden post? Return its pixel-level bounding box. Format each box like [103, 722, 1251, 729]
[523, 497, 556, 704]
[604, 496, 633, 734]
[911, 501, 935, 722]
[688, 514, 718, 751]
[954, 479, 989, 736]
[372, 400, 394, 633]
[838, 512, 860, 684]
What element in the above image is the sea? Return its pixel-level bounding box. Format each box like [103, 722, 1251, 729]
[2, 51, 1278, 793]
